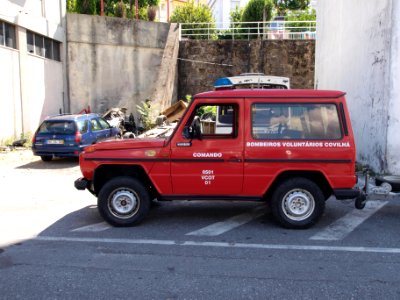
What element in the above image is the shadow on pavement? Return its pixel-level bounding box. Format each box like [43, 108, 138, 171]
[16, 157, 79, 170]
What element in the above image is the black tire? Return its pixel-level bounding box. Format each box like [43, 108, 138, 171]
[375, 176, 400, 192]
[355, 193, 367, 209]
[41, 155, 52, 162]
[98, 176, 151, 227]
[270, 177, 325, 229]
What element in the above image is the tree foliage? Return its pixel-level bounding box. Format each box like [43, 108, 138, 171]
[230, 5, 243, 26]
[170, 1, 216, 39]
[241, 0, 274, 22]
[67, 0, 160, 20]
[273, 0, 310, 15]
[76, 0, 97, 14]
[170, 1, 214, 24]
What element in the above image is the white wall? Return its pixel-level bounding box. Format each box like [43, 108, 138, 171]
[387, 0, 400, 174]
[315, 0, 399, 174]
[0, 47, 22, 140]
[0, 0, 66, 142]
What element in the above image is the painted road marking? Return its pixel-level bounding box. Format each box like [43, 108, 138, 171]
[35, 236, 400, 254]
[310, 200, 388, 241]
[71, 222, 112, 232]
[185, 206, 267, 236]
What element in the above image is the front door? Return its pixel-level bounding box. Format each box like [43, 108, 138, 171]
[170, 99, 244, 196]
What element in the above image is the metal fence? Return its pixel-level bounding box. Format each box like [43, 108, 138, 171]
[179, 20, 316, 41]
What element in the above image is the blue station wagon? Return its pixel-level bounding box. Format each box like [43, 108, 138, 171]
[32, 114, 120, 161]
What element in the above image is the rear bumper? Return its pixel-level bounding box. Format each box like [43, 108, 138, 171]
[333, 188, 361, 200]
[32, 145, 87, 157]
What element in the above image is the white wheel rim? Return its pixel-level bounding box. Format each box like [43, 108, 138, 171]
[108, 189, 139, 219]
[281, 189, 315, 221]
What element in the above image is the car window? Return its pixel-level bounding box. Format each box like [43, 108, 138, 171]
[98, 118, 111, 129]
[252, 103, 342, 140]
[77, 120, 88, 134]
[90, 119, 102, 132]
[38, 121, 76, 135]
[186, 104, 238, 138]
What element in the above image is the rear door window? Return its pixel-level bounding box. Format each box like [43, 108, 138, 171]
[90, 119, 102, 132]
[252, 103, 342, 140]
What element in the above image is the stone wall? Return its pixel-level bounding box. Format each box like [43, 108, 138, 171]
[178, 39, 315, 98]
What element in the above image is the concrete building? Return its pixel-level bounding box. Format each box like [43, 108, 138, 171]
[315, 0, 400, 174]
[208, 0, 250, 29]
[0, 0, 66, 143]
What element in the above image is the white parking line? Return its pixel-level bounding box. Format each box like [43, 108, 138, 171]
[310, 200, 388, 241]
[186, 206, 267, 236]
[71, 222, 112, 232]
[35, 236, 400, 254]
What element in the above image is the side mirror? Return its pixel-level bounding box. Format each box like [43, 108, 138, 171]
[182, 116, 202, 140]
[182, 126, 192, 139]
[191, 116, 202, 140]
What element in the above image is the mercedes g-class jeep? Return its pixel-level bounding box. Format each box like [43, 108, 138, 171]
[75, 89, 362, 229]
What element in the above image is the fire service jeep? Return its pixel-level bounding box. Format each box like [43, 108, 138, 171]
[75, 89, 364, 229]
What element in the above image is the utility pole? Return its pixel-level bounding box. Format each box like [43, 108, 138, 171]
[135, 0, 139, 20]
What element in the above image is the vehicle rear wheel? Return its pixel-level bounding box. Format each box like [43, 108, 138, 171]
[271, 177, 325, 229]
[98, 176, 151, 227]
[40, 155, 52, 162]
[375, 176, 400, 192]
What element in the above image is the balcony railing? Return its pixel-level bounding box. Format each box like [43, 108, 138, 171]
[179, 20, 316, 41]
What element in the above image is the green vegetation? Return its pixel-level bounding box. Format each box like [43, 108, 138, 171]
[241, 0, 274, 23]
[273, 0, 310, 15]
[170, 1, 216, 39]
[67, 0, 160, 21]
[0, 132, 32, 148]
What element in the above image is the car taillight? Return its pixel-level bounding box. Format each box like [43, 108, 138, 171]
[75, 132, 81, 143]
[32, 133, 36, 144]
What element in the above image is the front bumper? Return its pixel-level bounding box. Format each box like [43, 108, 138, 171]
[74, 177, 90, 190]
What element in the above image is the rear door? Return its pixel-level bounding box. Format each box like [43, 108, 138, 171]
[169, 98, 244, 196]
[90, 117, 112, 142]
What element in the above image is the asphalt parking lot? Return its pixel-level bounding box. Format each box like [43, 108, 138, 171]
[1, 149, 400, 299]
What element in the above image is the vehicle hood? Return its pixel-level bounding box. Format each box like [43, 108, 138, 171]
[90, 138, 166, 151]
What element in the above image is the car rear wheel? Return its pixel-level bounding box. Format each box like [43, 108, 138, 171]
[40, 155, 52, 162]
[271, 177, 325, 229]
[98, 176, 150, 227]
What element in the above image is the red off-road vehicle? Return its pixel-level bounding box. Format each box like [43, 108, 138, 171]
[75, 89, 364, 229]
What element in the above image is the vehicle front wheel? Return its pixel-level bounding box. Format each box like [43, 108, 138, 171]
[270, 177, 325, 229]
[98, 176, 151, 227]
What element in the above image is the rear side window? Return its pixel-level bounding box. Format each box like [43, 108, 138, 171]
[252, 103, 342, 140]
[77, 120, 88, 134]
[38, 121, 76, 135]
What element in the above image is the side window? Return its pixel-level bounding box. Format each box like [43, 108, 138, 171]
[77, 120, 88, 134]
[252, 103, 342, 140]
[186, 104, 238, 138]
[98, 118, 111, 129]
[90, 119, 102, 132]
